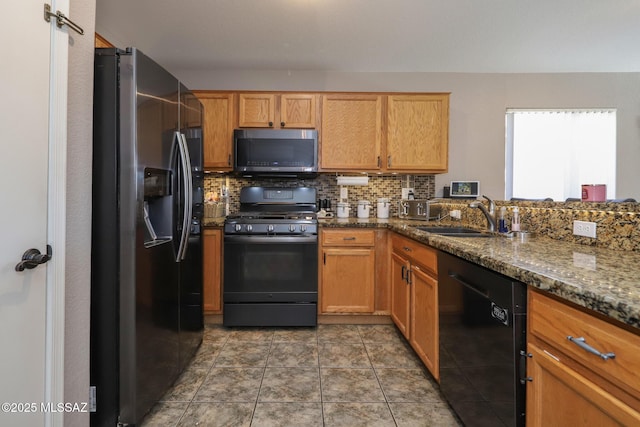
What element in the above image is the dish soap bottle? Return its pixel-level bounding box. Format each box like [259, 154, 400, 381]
[498, 206, 508, 233]
[511, 206, 521, 231]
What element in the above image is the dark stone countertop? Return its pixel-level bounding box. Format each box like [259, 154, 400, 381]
[320, 217, 640, 330]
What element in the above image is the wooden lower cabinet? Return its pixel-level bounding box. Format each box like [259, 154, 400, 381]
[526, 343, 640, 426]
[320, 229, 375, 313]
[527, 290, 640, 425]
[410, 265, 439, 381]
[390, 251, 410, 337]
[390, 232, 439, 380]
[202, 228, 222, 314]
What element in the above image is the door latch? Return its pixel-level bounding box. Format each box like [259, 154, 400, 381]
[15, 245, 52, 272]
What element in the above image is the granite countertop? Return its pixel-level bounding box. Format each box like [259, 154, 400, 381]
[320, 217, 640, 330]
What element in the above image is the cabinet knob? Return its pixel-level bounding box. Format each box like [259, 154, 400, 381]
[281, 122, 285, 127]
[268, 121, 274, 127]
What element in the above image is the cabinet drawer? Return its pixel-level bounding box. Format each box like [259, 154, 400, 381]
[391, 234, 437, 274]
[322, 229, 375, 246]
[529, 291, 640, 400]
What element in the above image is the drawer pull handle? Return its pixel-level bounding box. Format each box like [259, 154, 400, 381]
[403, 246, 412, 252]
[567, 336, 616, 361]
[343, 237, 356, 241]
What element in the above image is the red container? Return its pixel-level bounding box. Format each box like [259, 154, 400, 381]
[581, 184, 606, 202]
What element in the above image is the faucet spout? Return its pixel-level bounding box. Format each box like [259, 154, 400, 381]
[469, 195, 497, 232]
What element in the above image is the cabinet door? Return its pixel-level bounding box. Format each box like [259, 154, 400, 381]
[280, 94, 317, 128]
[320, 94, 383, 170]
[203, 228, 222, 314]
[321, 247, 375, 313]
[238, 93, 276, 127]
[195, 92, 235, 169]
[390, 251, 411, 338]
[386, 94, 449, 172]
[410, 265, 439, 380]
[183, 91, 203, 128]
[526, 343, 640, 427]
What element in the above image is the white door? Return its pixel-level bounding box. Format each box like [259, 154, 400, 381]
[0, 1, 67, 426]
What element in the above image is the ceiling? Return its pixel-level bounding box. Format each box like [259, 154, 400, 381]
[95, 0, 640, 73]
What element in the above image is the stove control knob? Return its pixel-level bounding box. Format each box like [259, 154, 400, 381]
[246, 224, 253, 232]
[234, 224, 242, 232]
[300, 224, 307, 232]
[289, 224, 296, 232]
[267, 224, 274, 232]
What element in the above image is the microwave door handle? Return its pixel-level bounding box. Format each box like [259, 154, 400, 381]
[175, 132, 192, 261]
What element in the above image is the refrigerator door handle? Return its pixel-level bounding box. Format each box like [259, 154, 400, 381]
[175, 131, 193, 261]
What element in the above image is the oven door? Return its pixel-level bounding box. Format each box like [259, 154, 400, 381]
[223, 234, 318, 303]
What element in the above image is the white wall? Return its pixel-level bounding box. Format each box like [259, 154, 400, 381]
[174, 69, 640, 201]
[65, 0, 95, 425]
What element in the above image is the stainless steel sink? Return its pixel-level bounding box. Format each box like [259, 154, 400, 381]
[415, 226, 493, 237]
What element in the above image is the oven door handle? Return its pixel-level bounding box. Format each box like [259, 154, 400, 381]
[224, 235, 318, 244]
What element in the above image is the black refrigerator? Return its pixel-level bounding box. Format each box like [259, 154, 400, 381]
[90, 47, 204, 427]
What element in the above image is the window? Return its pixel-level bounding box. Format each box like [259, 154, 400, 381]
[505, 109, 616, 201]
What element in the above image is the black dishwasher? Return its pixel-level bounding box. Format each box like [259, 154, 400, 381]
[438, 252, 527, 427]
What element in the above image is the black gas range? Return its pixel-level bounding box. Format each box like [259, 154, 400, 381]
[223, 187, 318, 327]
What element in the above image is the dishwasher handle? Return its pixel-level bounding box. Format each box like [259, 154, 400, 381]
[448, 272, 490, 299]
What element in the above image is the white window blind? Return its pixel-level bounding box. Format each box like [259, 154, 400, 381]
[505, 109, 616, 201]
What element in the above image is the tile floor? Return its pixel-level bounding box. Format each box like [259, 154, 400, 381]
[141, 324, 461, 426]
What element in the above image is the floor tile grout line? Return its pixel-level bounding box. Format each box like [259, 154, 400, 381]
[175, 328, 231, 426]
[248, 329, 274, 426]
[361, 324, 401, 426]
[316, 327, 326, 427]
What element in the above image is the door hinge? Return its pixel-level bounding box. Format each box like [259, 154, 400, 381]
[44, 3, 85, 35]
[89, 386, 96, 412]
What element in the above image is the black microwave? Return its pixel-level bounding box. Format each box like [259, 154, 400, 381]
[233, 129, 318, 176]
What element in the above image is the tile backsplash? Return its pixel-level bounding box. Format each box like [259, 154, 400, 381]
[205, 174, 435, 217]
[435, 200, 640, 252]
[204, 176, 640, 251]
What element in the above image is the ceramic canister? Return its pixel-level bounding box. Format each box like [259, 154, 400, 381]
[377, 198, 390, 218]
[581, 184, 606, 202]
[336, 202, 350, 218]
[357, 200, 371, 218]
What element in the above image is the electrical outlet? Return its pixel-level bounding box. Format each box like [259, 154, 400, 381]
[450, 210, 461, 220]
[401, 188, 414, 199]
[573, 220, 597, 238]
[340, 187, 348, 201]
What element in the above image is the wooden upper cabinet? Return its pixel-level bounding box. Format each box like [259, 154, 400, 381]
[280, 94, 317, 128]
[95, 33, 114, 48]
[320, 94, 383, 170]
[194, 92, 235, 170]
[238, 93, 317, 128]
[238, 93, 275, 127]
[386, 94, 449, 172]
[182, 92, 203, 129]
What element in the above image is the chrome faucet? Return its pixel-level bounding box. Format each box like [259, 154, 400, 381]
[469, 195, 497, 232]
